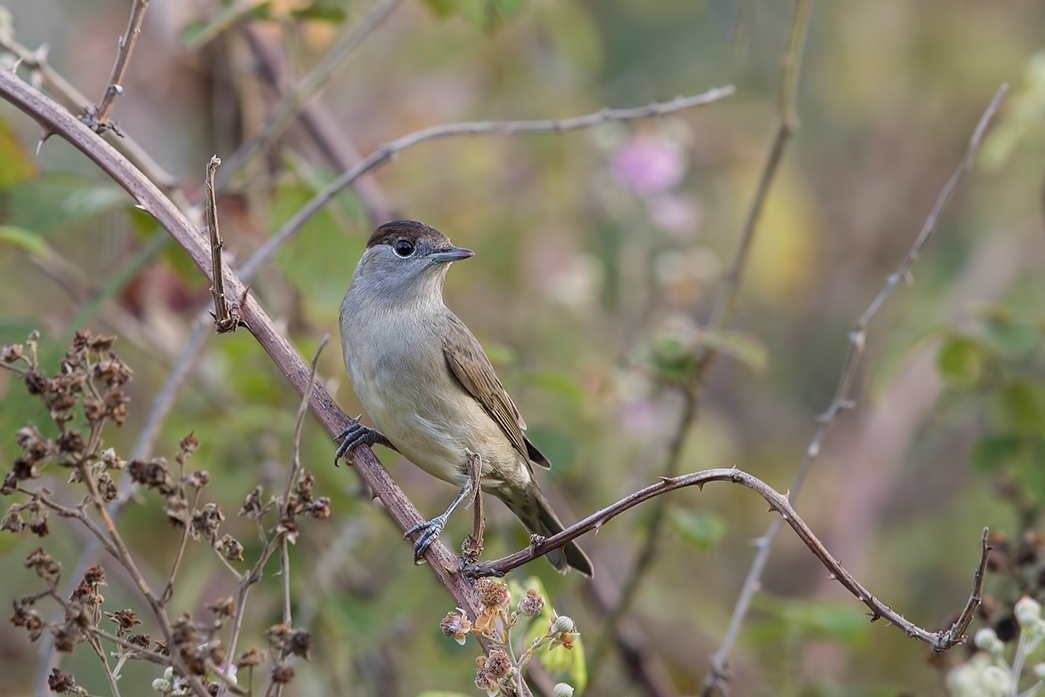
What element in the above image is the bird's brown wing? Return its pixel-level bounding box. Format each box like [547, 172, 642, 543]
[442, 314, 551, 469]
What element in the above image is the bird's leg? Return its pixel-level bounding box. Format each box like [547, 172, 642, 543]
[404, 475, 474, 564]
[462, 451, 485, 565]
[333, 419, 397, 465]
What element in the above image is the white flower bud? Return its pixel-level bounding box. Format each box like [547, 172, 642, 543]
[151, 678, 170, 691]
[975, 628, 1004, 655]
[551, 615, 574, 634]
[1015, 596, 1041, 626]
[553, 683, 574, 697]
[981, 665, 1012, 694]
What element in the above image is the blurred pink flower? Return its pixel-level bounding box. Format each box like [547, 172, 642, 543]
[618, 399, 662, 434]
[611, 136, 686, 197]
[648, 194, 702, 239]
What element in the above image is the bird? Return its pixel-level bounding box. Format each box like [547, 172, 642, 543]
[335, 219, 592, 576]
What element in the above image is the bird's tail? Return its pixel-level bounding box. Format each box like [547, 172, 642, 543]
[501, 483, 593, 577]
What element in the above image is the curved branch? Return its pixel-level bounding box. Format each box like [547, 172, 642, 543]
[700, 81, 1008, 696]
[467, 467, 989, 653]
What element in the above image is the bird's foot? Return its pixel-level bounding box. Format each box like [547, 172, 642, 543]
[333, 421, 393, 465]
[404, 513, 450, 564]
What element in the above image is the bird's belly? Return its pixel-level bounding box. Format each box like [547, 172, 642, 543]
[354, 370, 524, 489]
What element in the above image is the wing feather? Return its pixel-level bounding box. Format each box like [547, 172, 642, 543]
[442, 315, 550, 469]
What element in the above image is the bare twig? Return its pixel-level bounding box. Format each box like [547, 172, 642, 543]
[702, 0, 812, 357]
[468, 468, 988, 652]
[0, 26, 185, 197]
[239, 85, 735, 280]
[85, 0, 151, 132]
[205, 156, 241, 333]
[217, 0, 405, 190]
[699, 83, 1009, 695]
[87, 634, 123, 697]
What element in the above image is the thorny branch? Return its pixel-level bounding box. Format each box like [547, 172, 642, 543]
[699, 82, 1010, 696]
[84, 0, 150, 132]
[467, 468, 990, 654]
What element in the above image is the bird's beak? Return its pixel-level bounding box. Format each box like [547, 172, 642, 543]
[429, 246, 475, 263]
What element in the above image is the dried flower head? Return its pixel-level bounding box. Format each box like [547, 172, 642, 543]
[485, 648, 512, 678]
[441, 610, 472, 645]
[476, 578, 509, 610]
[519, 589, 545, 617]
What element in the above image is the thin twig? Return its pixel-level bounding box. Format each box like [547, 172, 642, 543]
[85, 0, 150, 132]
[0, 27, 184, 196]
[699, 83, 1009, 695]
[162, 487, 203, 605]
[87, 634, 122, 697]
[238, 84, 735, 280]
[702, 0, 812, 357]
[216, 0, 405, 189]
[205, 156, 240, 333]
[468, 468, 988, 653]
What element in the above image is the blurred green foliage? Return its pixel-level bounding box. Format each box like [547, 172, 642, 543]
[0, 1, 1043, 696]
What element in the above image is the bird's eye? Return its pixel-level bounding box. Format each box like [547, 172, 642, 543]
[393, 239, 415, 257]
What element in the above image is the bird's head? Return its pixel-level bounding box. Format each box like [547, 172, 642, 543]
[351, 220, 474, 305]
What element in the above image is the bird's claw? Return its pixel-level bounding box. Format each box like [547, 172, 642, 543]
[333, 422, 386, 465]
[404, 515, 449, 564]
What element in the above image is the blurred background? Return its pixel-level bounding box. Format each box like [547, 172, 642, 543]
[1, 0, 1045, 695]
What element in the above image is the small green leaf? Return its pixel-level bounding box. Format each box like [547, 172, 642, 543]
[649, 334, 697, 383]
[524, 371, 586, 411]
[540, 633, 586, 690]
[423, 0, 526, 30]
[749, 596, 870, 648]
[991, 380, 1045, 435]
[985, 319, 1041, 357]
[936, 335, 987, 386]
[182, 2, 273, 50]
[698, 328, 767, 373]
[290, 5, 346, 21]
[1012, 439, 1045, 504]
[969, 434, 1024, 473]
[0, 116, 35, 188]
[0, 226, 47, 258]
[669, 508, 725, 552]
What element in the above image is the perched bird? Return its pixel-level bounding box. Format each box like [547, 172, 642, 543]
[336, 219, 592, 576]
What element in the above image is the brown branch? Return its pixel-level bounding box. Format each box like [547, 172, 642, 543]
[467, 468, 989, 653]
[85, 0, 150, 132]
[699, 82, 1009, 695]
